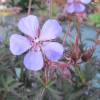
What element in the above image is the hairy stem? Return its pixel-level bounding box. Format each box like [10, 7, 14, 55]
[48, 0, 52, 17]
[63, 21, 71, 46]
[27, 0, 32, 15]
[76, 16, 82, 44]
[44, 65, 48, 85]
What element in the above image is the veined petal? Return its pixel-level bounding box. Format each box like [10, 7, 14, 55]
[23, 50, 43, 71]
[10, 34, 31, 55]
[42, 42, 64, 61]
[40, 19, 62, 41]
[75, 3, 85, 13]
[81, 0, 91, 4]
[18, 15, 39, 38]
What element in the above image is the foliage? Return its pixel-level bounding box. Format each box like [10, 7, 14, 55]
[9, 0, 45, 11]
[0, 0, 100, 100]
[89, 13, 100, 27]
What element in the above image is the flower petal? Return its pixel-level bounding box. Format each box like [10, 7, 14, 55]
[67, 0, 74, 3]
[40, 20, 62, 41]
[42, 42, 64, 61]
[23, 50, 43, 71]
[75, 3, 85, 13]
[66, 4, 75, 13]
[81, 0, 91, 4]
[18, 15, 39, 38]
[10, 34, 31, 55]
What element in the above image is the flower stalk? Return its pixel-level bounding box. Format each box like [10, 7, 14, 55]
[63, 20, 71, 46]
[76, 16, 82, 44]
[44, 64, 49, 85]
[27, 0, 32, 15]
[48, 0, 52, 17]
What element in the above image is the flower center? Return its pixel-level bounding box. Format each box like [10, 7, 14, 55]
[35, 38, 39, 43]
[29, 37, 42, 51]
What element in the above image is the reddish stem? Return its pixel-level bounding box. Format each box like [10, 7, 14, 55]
[44, 65, 48, 85]
[63, 20, 71, 46]
[76, 16, 82, 44]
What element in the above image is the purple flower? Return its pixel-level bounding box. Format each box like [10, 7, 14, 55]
[65, 0, 92, 13]
[10, 15, 64, 71]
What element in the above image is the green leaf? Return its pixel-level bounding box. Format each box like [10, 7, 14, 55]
[48, 88, 63, 100]
[88, 14, 100, 27]
[34, 87, 45, 100]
